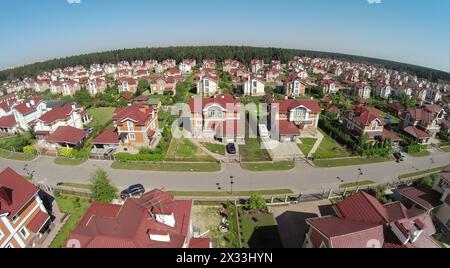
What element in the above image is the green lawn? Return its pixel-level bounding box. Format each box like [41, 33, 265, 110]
[408, 150, 431, 157]
[168, 189, 293, 197]
[111, 161, 222, 172]
[314, 129, 351, 159]
[298, 138, 317, 156]
[166, 138, 216, 162]
[239, 138, 271, 162]
[339, 180, 376, 189]
[314, 156, 393, 168]
[49, 195, 91, 248]
[240, 213, 283, 248]
[54, 157, 87, 166]
[441, 146, 450, 152]
[0, 149, 36, 161]
[87, 107, 115, 128]
[399, 166, 446, 179]
[241, 161, 295, 171]
[201, 142, 225, 155]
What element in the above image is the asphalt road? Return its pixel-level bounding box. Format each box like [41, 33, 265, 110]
[1, 149, 449, 194]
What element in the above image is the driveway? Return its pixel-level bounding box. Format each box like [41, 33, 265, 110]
[262, 138, 303, 160]
[272, 199, 334, 248]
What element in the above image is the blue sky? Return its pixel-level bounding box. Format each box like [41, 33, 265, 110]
[0, 0, 449, 72]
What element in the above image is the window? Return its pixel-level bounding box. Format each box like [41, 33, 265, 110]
[127, 121, 134, 131]
[208, 107, 223, 118]
[371, 121, 378, 130]
[128, 133, 136, 141]
[20, 227, 29, 239]
[12, 215, 19, 223]
[204, 80, 210, 87]
[196, 120, 202, 126]
[253, 81, 257, 87]
[293, 108, 306, 120]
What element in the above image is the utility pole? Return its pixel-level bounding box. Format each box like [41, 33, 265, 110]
[356, 168, 363, 192]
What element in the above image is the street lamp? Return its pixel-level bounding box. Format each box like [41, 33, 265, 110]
[230, 176, 234, 195]
[356, 168, 363, 191]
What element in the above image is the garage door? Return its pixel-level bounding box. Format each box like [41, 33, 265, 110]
[227, 138, 235, 143]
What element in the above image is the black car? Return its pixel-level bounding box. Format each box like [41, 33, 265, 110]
[226, 143, 236, 154]
[120, 184, 145, 199]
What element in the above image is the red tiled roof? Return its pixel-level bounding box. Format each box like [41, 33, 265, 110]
[45, 126, 88, 145]
[398, 186, 443, 210]
[113, 104, 154, 126]
[119, 92, 134, 101]
[92, 128, 120, 145]
[0, 115, 17, 128]
[403, 126, 430, 139]
[277, 120, 300, 135]
[271, 99, 321, 113]
[189, 238, 211, 248]
[68, 189, 194, 248]
[13, 97, 43, 116]
[325, 105, 341, 114]
[0, 168, 40, 219]
[307, 216, 384, 248]
[188, 94, 240, 113]
[382, 129, 401, 141]
[27, 210, 50, 233]
[37, 103, 78, 125]
[335, 191, 389, 224]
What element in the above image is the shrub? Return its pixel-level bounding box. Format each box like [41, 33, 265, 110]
[23, 145, 36, 155]
[58, 147, 74, 158]
[244, 194, 267, 211]
[71, 148, 90, 159]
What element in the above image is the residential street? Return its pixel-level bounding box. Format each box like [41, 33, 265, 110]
[1, 149, 449, 194]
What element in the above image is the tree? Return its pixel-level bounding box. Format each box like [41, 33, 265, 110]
[137, 80, 149, 96]
[73, 87, 92, 108]
[90, 168, 118, 203]
[244, 194, 267, 211]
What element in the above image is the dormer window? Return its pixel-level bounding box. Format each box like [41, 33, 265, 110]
[12, 214, 19, 223]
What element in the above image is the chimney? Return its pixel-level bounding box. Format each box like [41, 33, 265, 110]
[26, 102, 30, 108]
[30, 99, 35, 106]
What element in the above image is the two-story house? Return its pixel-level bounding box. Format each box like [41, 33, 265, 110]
[303, 191, 439, 248]
[374, 85, 392, 99]
[87, 78, 107, 96]
[250, 59, 264, 73]
[321, 80, 340, 95]
[179, 59, 196, 73]
[268, 99, 321, 142]
[67, 189, 211, 248]
[34, 103, 90, 148]
[353, 82, 371, 99]
[243, 75, 265, 96]
[11, 97, 47, 131]
[265, 68, 281, 83]
[50, 80, 81, 96]
[343, 104, 400, 143]
[0, 167, 52, 248]
[117, 77, 138, 93]
[111, 103, 159, 152]
[284, 77, 307, 97]
[187, 93, 243, 143]
[399, 104, 446, 142]
[196, 74, 219, 96]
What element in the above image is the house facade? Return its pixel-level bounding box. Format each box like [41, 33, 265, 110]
[399, 105, 446, 140]
[284, 77, 306, 97]
[11, 97, 47, 131]
[0, 167, 51, 248]
[243, 75, 265, 96]
[196, 75, 219, 96]
[268, 99, 321, 142]
[187, 93, 243, 143]
[111, 103, 159, 152]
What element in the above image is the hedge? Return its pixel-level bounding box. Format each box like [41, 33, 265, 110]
[22, 145, 36, 155]
[57, 147, 90, 159]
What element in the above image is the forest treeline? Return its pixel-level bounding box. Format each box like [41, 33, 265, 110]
[1, 46, 449, 82]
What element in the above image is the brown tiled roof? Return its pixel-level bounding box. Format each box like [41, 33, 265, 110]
[45, 126, 88, 145]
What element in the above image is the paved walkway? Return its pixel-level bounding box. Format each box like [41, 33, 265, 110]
[0, 149, 449, 194]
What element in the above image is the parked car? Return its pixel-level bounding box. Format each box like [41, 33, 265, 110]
[85, 128, 94, 135]
[226, 143, 236, 154]
[120, 184, 145, 199]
